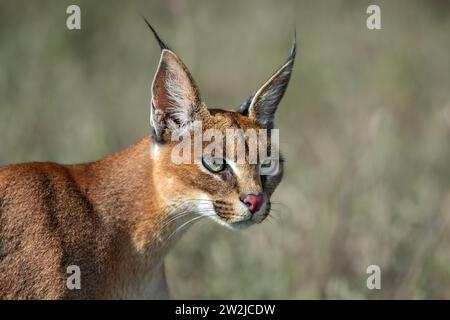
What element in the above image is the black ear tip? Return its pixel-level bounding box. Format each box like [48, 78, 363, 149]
[142, 16, 170, 51]
[288, 30, 297, 61]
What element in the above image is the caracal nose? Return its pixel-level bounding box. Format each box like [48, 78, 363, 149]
[240, 193, 265, 214]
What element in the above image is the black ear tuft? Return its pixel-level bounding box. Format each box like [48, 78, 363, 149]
[288, 31, 297, 61]
[236, 93, 254, 115]
[142, 16, 170, 51]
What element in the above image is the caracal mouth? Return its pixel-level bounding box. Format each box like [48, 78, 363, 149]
[226, 211, 270, 229]
[209, 202, 270, 229]
[228, 219, 256, 229]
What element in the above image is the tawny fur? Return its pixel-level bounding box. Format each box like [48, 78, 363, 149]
[0, 137, 169, 299]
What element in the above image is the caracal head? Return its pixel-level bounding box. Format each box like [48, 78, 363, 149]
[145, 19, 296, 229]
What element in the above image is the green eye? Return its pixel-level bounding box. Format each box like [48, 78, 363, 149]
[260, 159, 272, 169]
[260, 159, 278, 175]
[202, 157, 225, 173]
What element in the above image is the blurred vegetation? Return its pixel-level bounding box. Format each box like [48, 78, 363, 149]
[1, 0, 450, 299]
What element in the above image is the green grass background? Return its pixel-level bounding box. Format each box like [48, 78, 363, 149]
[1, 0, 450, 298]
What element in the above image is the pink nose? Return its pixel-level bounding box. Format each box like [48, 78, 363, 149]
[240, 193, 265, 214]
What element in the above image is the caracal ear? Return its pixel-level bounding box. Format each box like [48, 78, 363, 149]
[144, 18, 208, 141]
[151, 49, 206, 140]
[238, 37, 297, 128]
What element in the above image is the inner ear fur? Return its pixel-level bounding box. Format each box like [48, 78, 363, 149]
[151, 49, 207, 140]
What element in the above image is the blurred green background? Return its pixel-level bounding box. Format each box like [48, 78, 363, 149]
[1, 0, 450, 299]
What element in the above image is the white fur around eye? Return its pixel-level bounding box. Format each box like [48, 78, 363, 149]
[226, 160, 242, 179]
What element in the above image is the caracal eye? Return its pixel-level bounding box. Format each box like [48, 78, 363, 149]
[202, 157, 225, 173]
[259, 158, 274, 175]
